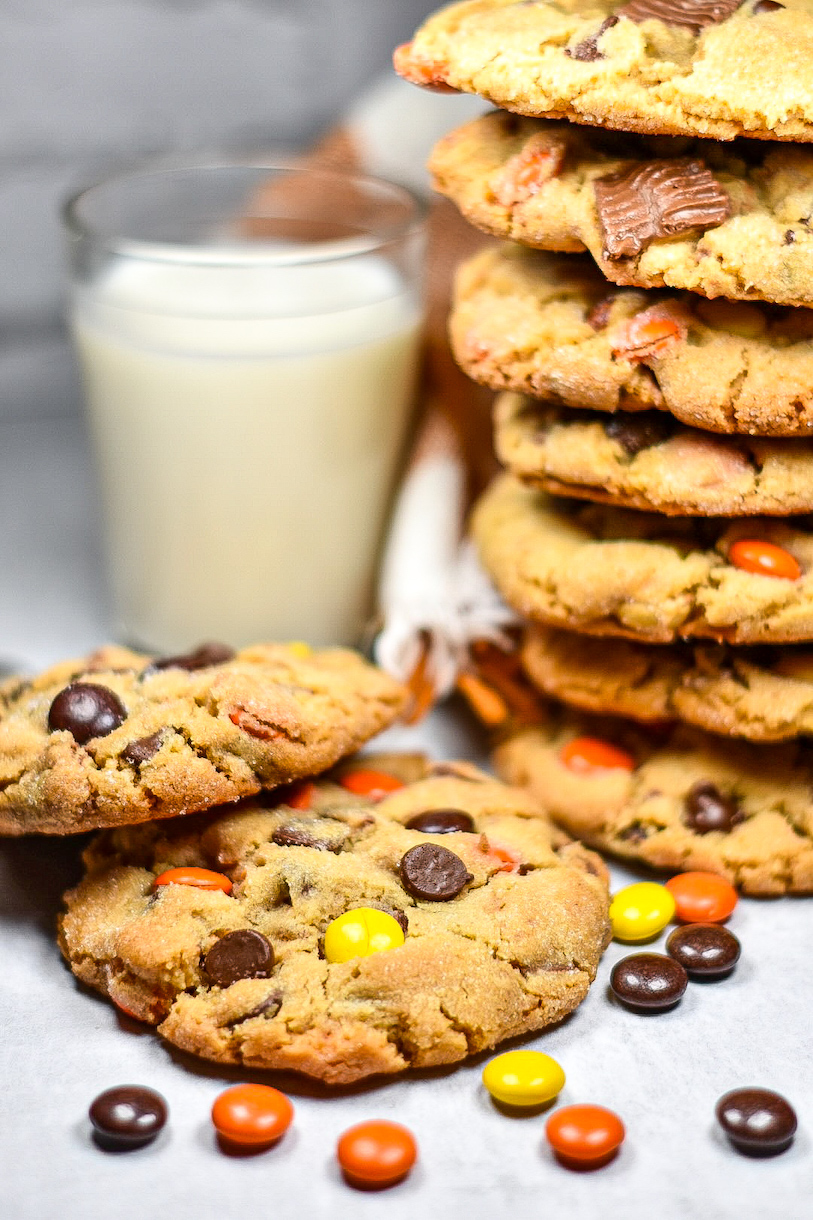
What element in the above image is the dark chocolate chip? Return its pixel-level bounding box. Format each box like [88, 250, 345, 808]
[399, 843, 472, 901]
[566, 15, 618, 60]
[89, 1085, 167, 1151]
[405, 809, 476, 834]
[147, 642, 235, 673]
[610, 953, 688, 1011]
[753, 0, 784, 11]
[605, 410, 675, 455]
[666, 923, 741, 978]
[204, 929, 274, 988]
[120, 730, 164, 768]
[595, 158, 731, 259]
[272, 826, 322, 849]
[586, 294, 619, 330]
[684, 781, 743, 833]
[48, 683, 127, 744]
[384, 908, 410, 935]
[784, 229, 796, 244]
[618, 822, 650, 843]
[716, 1088, 797, 1156]
[618, 0, 743, 32]
[227, 991, 283, 1026]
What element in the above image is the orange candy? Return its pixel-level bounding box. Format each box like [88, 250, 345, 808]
[546, 1104, 625, 1167]
[728, 539, 801, 581]
[560, 736, 636, 776]
[279, 779, 315, 811]
[337, 1120, 417, 1189]
[611, 309, 686, 361]
[211, 1084, 293, 1148]
[152, 866, 232, 894]
[666, 872, 738, 923]
[392, 42, 458, 92]
[340, 769, 404, 801]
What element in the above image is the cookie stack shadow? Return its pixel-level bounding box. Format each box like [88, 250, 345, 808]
[397, 0, 813, 895]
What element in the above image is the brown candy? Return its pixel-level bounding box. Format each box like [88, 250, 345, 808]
[205, 929, 275, 988]
[120, 730, 164, 768]
[399, 843, 473, 901]
[595, 158, 731, 259]
[48, 683, 127, 745]
[89, 1085, 168, 1151]
[566, 15, 618, 60]
[666, 923, 741, 977]
[610, 953, 688, 1011]
[605, 411, 675, 455]
[753, 0, 784, 10]
[405, 809, 476, 834]
[684, 781, 743, 833]
[617, 0, 743, 32]
[716, 1089, 797, 1156]
[147, 642, 235, 673]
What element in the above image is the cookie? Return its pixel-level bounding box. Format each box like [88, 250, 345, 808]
[433, 112, 813, 307]
[494, 713, 813, 894]
[0, 643, 406, 836]
[58, 754, 610, 1084]
[522, 624, 813, 741]
[473, 474, 813, 644]
[452, 244, 813, 436]
[396, 0, 813, 143]
[495, 394, 813, 516]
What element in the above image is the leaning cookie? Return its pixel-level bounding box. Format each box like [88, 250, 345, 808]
[522, 624, 813, 742]
[59, 754, 610, 1085]
[494, 714, 813, 895]
[0, 643, 406, 835]
[495, 395, 813, 516]
[473, 474, 813, 645]
[396, 0, 813, 143]
[433, 112, 813, 307]
[452, 245, 813, 436]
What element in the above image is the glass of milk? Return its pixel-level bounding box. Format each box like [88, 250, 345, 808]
[62, 161, 426, 651]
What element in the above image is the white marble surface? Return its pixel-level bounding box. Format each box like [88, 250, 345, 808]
[0, 417, 811, 1219]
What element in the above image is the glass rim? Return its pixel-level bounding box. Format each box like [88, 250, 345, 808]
[61, 155, 428, 268]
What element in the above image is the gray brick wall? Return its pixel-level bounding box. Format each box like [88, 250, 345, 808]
[0, 0, 438, 420]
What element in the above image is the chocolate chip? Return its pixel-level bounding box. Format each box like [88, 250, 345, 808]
[784, 229, 796, 244]
[586, 294, 618, 330]
[605, 410, 675, 455]
[666, 923, 741, 978]
[566, 14, 618, 60]
[595, 159, 731, 260]
[684, 781, 743, 833]
[48, 683, 127, 744]
[227, 991, 283, 1026]
[204, 929, 274, 988]
[610, 953, 688, 1011]
[716, 1089, 797, 1156]
[618, 822, 650, 843]
[617, 0, 743, 32]
[272, 826, 320, 848]
[120, 730, 164, 768]
[89, 1085, 167, 1151]
[399, 843, 472, 902]
[405, 809, 476, 834]
[384, 907, 410, 935]
[753, 0, 784, 11]
[147, 642, 235, 673]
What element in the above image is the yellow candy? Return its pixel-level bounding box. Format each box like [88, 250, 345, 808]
[609, 882, 675, 942]
[482, 1051, 565, 1108]
[287, 641, 312, 658]
[323, 908, 405, 964]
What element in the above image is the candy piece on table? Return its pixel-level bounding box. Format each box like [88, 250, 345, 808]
[666, 924, 741, 978]
[610, 953, 688, 1012]
[405, 808, 475, 834]
[728, 539, 801, 581]
[204, 930, 274, 988]
[609, 882, 675, 942]
[666, 872, 738, 923]
[48, 682, 127, 744]
[482, 1050, 565, 1108]
[337, 1120, 418, 1189]
[152, 866, 232, 894]
[716, 1089, 797, 1157]
[211, 1084, 293, 1149]
[399, 843, 473, 901]
[323, 908, 405, 964]
[560, 737, 636, 775]
[545, 1104, 625, 1168]
[89, 1085, 167, 1151]
[339, 769, 405, 800]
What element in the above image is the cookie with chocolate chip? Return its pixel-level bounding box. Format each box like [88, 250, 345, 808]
[452, 245, 813, 437]
[58, 754, 610, 1084]
[397, 0, 813, 143]
[0, 643, 406, 835]
[494, 711, 813, 895]
[473, 474, 813, 645]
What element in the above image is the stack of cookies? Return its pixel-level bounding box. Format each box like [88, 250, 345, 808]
[396, 0, 813, 895]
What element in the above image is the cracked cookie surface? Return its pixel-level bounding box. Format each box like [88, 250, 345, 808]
[433, 112, 813, 307]
[495, 394, 813, 516]
[522, 624, 813, 741]
[58, 754, 610, 1084]
[397, 0, 813, 143]
[0, 644, 406, 836]
[494, 714, 813, 894]
[473, 474, 813, 644]
[452, 245, 813, 436]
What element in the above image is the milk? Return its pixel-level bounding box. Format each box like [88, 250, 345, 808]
[71, 250, 422, 650]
